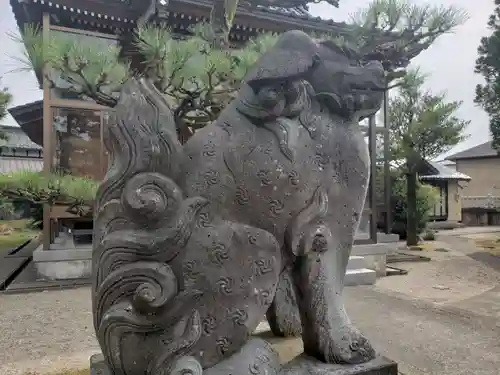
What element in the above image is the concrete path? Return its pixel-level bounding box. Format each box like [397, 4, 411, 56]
[1, 283, 499, 375]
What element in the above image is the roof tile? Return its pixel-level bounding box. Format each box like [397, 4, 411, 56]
[0, 126, 42, 150]
[446, 142, 498, 160]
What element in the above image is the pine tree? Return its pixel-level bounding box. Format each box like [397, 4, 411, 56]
[475, 0, 500, 150]
[387, 69, 469, 245]
[12, 0, 467, 144]
[13, 23, 277, 141]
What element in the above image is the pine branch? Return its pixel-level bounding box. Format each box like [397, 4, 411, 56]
[134, 24, 277, 135]
[11, 24, 130, 107]
[349, 0, 468, 72]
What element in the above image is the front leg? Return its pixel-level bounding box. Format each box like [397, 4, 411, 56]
[291, 229, 375, 364]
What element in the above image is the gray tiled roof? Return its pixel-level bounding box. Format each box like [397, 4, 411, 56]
[446, 141, 498, 161]
[420, 161, 471, 181]
[0, 125, 42, 150]
[257, 5, 311, 17]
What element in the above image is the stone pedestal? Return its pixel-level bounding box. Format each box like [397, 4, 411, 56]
[90, 352, 398, 375]
[282, 355, 398, 375]
[90, 354, 110, 375]
[33, 233, 92, 280]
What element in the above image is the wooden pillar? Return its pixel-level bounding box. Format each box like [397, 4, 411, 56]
[383, 84, 392, 234]
[368, 114, 378, 243]
[42, 13, 52, 250]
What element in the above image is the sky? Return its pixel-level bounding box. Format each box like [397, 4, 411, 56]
[0, 0, 495, 157]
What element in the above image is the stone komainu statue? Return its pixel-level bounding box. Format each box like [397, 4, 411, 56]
[92, 30, 386, 375]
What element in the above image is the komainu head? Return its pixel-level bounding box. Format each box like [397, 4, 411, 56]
[244, 30, 386, 122]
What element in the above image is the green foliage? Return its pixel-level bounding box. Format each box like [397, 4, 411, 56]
[0, 171, 98, 211]
[390, 173, 439, 237]
[0, 196, 15, 220]
[387, 68, 469, 162]
[422, 229, 436, 241]
[0, 79, 12, 144]
[10, 24, 128, 107]
[11, 0, 467, 141]
[0, 82, 12, 121]
[386, 68, 467, 245]
[475, 0, 500, 150]
[134, 23, 277, 132]
[350, 0, 468, 72]
[0, 219, 40, 251]
[14, 22, 278, 137]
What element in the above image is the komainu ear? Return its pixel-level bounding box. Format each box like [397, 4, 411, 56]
[245, 30, 321, 93]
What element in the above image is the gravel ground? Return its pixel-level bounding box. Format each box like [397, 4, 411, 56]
[1, 233, 499, 375]
[0, 288, 98, 375]
[1, 283, 500, 375]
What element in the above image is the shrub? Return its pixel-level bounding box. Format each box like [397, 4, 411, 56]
[391, 176, 439, 238]
[376, 170, 439, 239]
[422, 229, 436, 241]
[0, 196, 15, 220]
[0, 171, 99, 217]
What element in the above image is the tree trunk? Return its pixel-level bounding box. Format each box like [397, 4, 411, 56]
[406, 159, 418, 246]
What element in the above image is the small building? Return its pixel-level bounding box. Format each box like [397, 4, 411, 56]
[446, 141, 500, 204]
[419, 160, 471, 224]
[446, 141, 500, 225]
[0, 125, 43, 173]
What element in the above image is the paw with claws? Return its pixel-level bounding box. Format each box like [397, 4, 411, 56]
[318, 324, 376, 365]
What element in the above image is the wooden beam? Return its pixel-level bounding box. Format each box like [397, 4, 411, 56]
[49, 25, 119, 40]
[50, 206, 79, 219]
[50, 98, 112, 111]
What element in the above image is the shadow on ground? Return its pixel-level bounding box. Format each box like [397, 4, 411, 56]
[467, 252, 500, 272]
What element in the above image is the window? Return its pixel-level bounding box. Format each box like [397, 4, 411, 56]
[52, 107, 104, 180]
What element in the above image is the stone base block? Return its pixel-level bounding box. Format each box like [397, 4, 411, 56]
[376, 233, 400, 243]
[352, 243, 398, 257]
[33, 245, 92, 280]
[90, 354, 109, 375]
[347, 256, 367, 270]
[282, 354, 398, 375]
[91, 351, 397, 375]
[345, 268, 376, 286]
[363, 255, 388, 277]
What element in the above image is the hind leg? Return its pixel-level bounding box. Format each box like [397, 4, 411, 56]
[266, 267, 302, 337]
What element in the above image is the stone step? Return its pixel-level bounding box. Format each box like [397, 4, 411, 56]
[347, 256, 366, 270]
[345, 268, 376, 286]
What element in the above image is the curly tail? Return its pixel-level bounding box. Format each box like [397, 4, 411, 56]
[92, 78, 204, 375]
